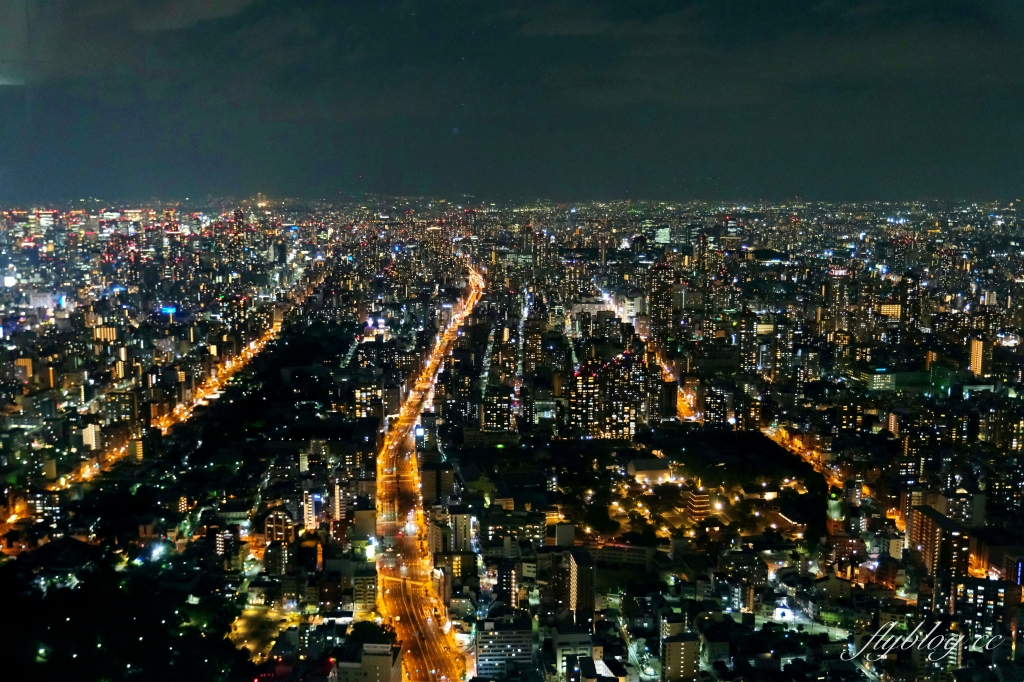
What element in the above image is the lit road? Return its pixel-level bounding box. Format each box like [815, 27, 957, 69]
[0, 272, 330, 557]
[57, 325, 281, 489]
[763, 425, 843, 489]
[658, 358, 698, 422]
[376, 265, 483, 682]
[53, 275, 326, 491]
[594, 287, 698, 424]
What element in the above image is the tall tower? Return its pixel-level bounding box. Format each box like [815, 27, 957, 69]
[648, 262, 676, 351]
[969, 336, 992, 378]
[827, 270, 850, 332]
[569, 367, 601, 436]
[899, 271, 922, 329]
[481, 383, 515, 432]
[569, 550, 596, 627]
[738, 309, 758, 373]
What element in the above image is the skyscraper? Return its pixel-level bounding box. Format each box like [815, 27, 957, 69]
[738, 310, 758, 373]
[899, 271, 922, 328]
[969, 336, 992, 378]
[662, 632, 700, 682]
[303, 490, 324, 530]
[601, 358, 637, 439]
[907, 506, 971, 578]
[950, 577, 1020, 644]
[569, 550, 596, 627]
[659, 380, 679, 421]
[481, 383, 515, 432]
[421, 461, 456, 504]
[704, 383, 734, 430]
[475, 615, 533, 678]
[569, 367, 600, 436]
[648, 263, 676, 350]
[496, 558, 519, 608]
[451, 509, 473, 552]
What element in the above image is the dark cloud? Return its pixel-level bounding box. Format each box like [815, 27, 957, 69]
[1, 0, 1023, 201]
[127, 0, 262, 32]
[61, 0, 261, 32]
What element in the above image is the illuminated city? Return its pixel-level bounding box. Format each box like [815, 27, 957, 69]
[2, 2, 1024, 682]
[2, 197, 1024, 682]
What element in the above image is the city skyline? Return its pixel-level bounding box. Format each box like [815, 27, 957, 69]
[3, 196, 1024, 680]
[3, 2, 1024, 681]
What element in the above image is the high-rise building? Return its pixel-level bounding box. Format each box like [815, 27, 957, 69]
[897, 435, 925, 486]
[949, 577, 1020, 644]
[704, 383, 734, 430]
[427, 520, 451, 554]
[569, 368, 600, 436]
[421, 461, 456, 504]
[907, 506, 971, 577]
[330, 481, 345, 522]
[771, 321, 793, 381]
[738, 310, 758, 373]
[659, 380, 679, 422]
[899, 271, 922, 328]
[13, 357, 32, 379]
[644, 352, 663, 421]
[303, 490, 324, 530]
[82, 423, 103, 451]
[496, 558, 519, 608]
[577, 311, 592, 339]
[969, 336, 992, 378]
[475, 615, 533, 678]
[451, 509, 473, 552]
[299, 439, 329, 473]
[107, 390, 140, 427]
[481, 383, 515, 432]
[695, 232, 711, 279]
[648, 263, 676, 350]
[827, 271, 851, 332]
[26, 489, 61, 526]
[739, 396, 762, 432]
[593, 311, 621, 343]
[214, 528, 233, 556]
[353, 506, 377, 539]
[353, 568, 378, 613]
[416, 411, 438, 453]
[938, 489, 985, 529]
[264, 541, 288, 575]
[523, 320, 545, 375]
[601, 359, 637, 440]
[554, 628, 594, 675]
[662, 632, 700, 682]
[569, 550, 596, 627]
[354, 381, 383, 419]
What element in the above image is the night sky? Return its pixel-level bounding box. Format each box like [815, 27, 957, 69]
[0, 0, 1022, 202]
